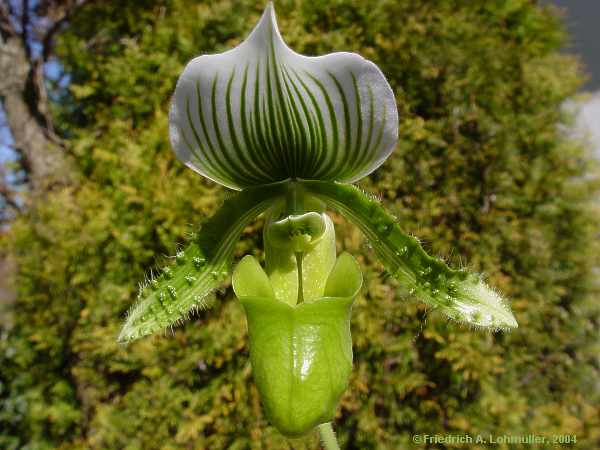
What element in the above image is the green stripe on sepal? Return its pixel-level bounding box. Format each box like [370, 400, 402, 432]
[169, 3, 398, 190]
[301, 180, 518, 330]
[118, 181, 287, 342]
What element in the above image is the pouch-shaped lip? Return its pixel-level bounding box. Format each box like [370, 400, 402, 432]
[239, 285, 355, 437]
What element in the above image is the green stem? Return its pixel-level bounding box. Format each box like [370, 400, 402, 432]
[318, 423, 340, 450]
[285, 180, 304, 215]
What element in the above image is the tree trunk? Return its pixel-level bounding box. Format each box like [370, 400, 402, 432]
[0, 2, 71, 193]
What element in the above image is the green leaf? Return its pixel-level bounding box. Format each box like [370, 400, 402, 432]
[118, 181, 286, 342]
[302, 180, 518, 330]
[169, 3, 398, 189]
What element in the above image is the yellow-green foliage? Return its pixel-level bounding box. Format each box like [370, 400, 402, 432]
[1, 1, 599, 449]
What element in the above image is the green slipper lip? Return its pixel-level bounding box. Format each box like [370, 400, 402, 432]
[240, 294, 356, 437]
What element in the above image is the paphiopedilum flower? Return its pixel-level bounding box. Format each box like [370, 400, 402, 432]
[119, 2, 517, 441]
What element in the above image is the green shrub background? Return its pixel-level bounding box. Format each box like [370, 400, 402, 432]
[1, 0, 599, 448]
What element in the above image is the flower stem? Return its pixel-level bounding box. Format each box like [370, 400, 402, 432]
[285, 180, 304, 215]
[318, 422, 341, 450]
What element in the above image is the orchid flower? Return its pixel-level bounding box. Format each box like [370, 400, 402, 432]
[119, 3, 517, 446]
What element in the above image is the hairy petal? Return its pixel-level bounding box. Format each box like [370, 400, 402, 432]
[302, 180, 518, 330]
[169, 3, 398, 189]
[118, 181, 286, 342]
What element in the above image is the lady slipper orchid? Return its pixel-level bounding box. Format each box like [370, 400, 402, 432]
[119, 2, 517, 444]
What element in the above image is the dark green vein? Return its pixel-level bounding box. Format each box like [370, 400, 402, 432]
[241, 63, 273, 175]
[195, 80, 233, 185]
[265, 54, 288, 174]
[327, 71, 352, 179]
[269, 39, 297, 176]
[251, 60, 277, 174]
[225, 67, 268, 182]
[355, 84, 376, 175]
[211, 74, 254, 186]
[280, 66, 311, 176]
[305, 71, 339, 179]
[185, 95, 228, 182]
[289, 67, 328, 178]
[349, 72, 363, 177]
[364, 102, 387, 176]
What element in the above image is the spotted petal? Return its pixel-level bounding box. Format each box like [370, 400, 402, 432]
[302, 180, 518, 330]
[169, 3, 398, 190]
